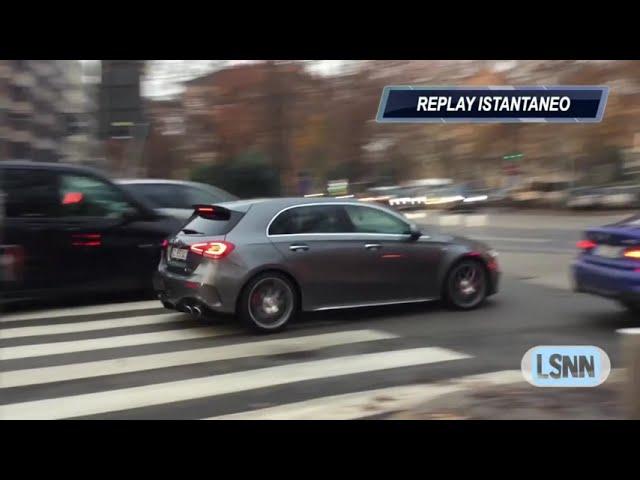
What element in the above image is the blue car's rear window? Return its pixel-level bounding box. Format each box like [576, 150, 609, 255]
[619, 214, 640, 226]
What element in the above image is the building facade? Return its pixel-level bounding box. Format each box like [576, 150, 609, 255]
[0, 60, 92, 163]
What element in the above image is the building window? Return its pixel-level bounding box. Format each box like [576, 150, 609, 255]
[9, 142, 30, 160]
[10, 115, 30, 132]
[9, 84, 29, 102]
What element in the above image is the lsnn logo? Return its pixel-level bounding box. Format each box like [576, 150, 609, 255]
[521, 346, 611, 387]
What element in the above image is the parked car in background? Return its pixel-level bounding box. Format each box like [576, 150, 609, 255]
[598, 185, 640, 209]
[566, 187, 604, 210]
[387, 185, 430, 211]
[360, 185, 406, 208]
[511, 179, 571, 209]
[383, 183, 489, 212]
[0, 161, 183, 304]
[117, 179, 239, 221]
[484, 187, 514, 208]
[422, 185, 489, 212]
[567, 184, 639, 210]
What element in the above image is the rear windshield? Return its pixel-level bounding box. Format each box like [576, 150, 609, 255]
[180, 209, 245, 236]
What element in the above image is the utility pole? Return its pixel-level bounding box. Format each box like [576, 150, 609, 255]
[266, 60, 290, 195]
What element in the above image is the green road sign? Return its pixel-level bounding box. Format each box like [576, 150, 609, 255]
[503, 153, 525, 161]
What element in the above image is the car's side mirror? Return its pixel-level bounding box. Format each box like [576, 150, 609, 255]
[408, 223, 422, 240]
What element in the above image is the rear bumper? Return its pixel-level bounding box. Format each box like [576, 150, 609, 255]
[153, 269, 234, 313]
[572, 258, 640, 303]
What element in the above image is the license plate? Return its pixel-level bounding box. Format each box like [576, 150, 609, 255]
[594, 245, 623, 259]
[170, 247, 189, 261]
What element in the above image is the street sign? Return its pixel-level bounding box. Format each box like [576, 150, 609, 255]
[503, 153, 524, 161]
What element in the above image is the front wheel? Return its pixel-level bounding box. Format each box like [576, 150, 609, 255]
[443, 259, 488, 310]
[238, 273, 298, 333]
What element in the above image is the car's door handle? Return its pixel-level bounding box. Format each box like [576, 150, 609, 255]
[289, 244, 309, 252]
[365, 243, 382, 250]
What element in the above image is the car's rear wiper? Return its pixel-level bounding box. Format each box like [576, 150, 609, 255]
[181, 228, 204, 234]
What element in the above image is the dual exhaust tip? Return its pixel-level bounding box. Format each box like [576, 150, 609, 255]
[183, 303, 203, 318]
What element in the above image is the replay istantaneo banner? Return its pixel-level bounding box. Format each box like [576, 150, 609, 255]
[376, 86, 609, 123]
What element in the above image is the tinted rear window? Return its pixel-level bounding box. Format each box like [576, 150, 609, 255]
[125, 184, 190, 209]
[180, 209, 245, 235]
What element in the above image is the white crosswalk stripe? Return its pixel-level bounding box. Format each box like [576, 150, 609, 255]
[0, 313, 187, 339]
[1, 330, 397, 388]
[0, 300, 475, 420]
[1, 300, 164, 322]
[0, 326, 234, 360]
[0, 347, 469, 419]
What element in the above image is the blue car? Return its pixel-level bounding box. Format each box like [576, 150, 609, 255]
[572, 213, 640, 313]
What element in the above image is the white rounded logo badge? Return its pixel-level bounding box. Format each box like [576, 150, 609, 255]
[521, 346, 611, 387]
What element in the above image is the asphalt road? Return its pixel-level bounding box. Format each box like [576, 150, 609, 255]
[1, 209, 637, 419]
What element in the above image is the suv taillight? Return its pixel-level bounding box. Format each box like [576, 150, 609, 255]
[577, 239, 597, 251]
[189, 241, 234, 260]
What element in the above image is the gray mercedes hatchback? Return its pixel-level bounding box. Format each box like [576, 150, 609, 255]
[153, 197, 500, 332]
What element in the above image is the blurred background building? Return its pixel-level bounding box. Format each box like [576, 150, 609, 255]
[0, 60, 97, 164]
[2, 60, 640, 198]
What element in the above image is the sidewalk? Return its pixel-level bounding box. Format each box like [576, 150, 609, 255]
[380, 370, 625, 420]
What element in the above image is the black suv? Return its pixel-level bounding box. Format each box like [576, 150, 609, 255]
[0, 161, 183, 304]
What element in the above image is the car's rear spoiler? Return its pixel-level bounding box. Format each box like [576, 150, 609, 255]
[191, 204, 232, 220]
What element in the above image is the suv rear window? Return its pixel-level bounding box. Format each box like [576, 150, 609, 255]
[180, 209, 245, 236]
[125, 184, 190, 209]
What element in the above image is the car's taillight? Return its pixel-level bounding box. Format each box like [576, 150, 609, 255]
[161, 239, 169, 250]
[190, 241, 234, 260]
[197, 207, 215, 214]
[577, 239, 597, 251]
[62, 191, 84, 205]
[624, 247, 640, 260]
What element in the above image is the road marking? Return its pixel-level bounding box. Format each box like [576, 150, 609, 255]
[464, 214, 488, 226]
[0, 330, 398, 388]
[0, 347, 470, 419]
[469, 236, 551, 243]
[436, 215, 488, 227]
[0, 327, 234, 361]
[1, 300, 164, 322]
[207, 370, 525, 420]
[0, 313, 188, 339]
[439, 215, 461, 226]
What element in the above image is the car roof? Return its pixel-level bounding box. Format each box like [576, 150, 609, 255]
[116, 178, 239, 201]
[219, 196, 377, 210]
[117, 178, 239, 191]
[117, 179, 209, 187]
